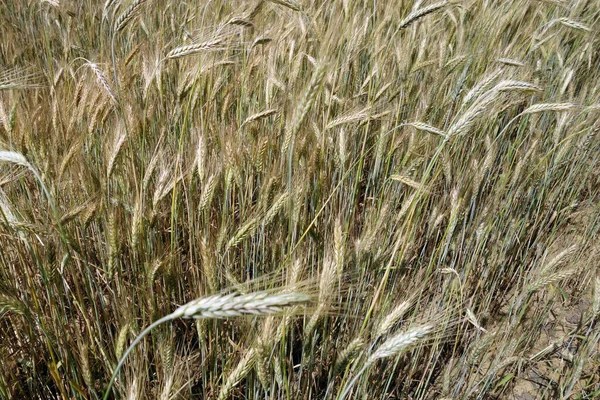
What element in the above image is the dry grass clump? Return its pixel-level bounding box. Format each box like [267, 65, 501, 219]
[1, 0, 600, 399]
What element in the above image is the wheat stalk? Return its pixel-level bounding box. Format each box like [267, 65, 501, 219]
[107, 210, 119, 277]
[254, 319, 276, 389]
[60, 198, 97, 225]
[252, 36, 273, 49]
[584, 103, 600, 112]
[337, 128, 347, 167]
[334, 218, 345, 276]
[0, 294, 26, 316]
[0, 150, 29, 168]
[471, 134, 496, 199]
[466, 308, 487, 332]
[0, 187, 18, 228]
[442, 189, 462, 259]
[114, 323, 131, 361]
[130, 194, 143, 249]
[226, 17, 254, 28]
[469, 331, 496, 364]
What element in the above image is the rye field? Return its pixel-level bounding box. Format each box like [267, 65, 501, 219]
[1, 0, 600, 399]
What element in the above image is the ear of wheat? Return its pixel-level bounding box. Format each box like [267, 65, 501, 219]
[339, 324, 432, 400]
[240, 109, 279, 128]
[522, 103, 576, 114]
[166, 39, 226, 59]
[172, 291, 310, 319]
[282, 62, 327, 155]
[85, 62, 117, 103]
[558, 18, 591, 32]
[103, 290, 310, 399]
[398, 1, 448, 31]
[367, 324, 433, 363]
[114, 0, 147, 33]
[405, 122, 447, 137]
[497, 58, 524, 67]
[103, 0, 118, 15]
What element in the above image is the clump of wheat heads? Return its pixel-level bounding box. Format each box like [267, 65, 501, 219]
[103, 290, 310, 399]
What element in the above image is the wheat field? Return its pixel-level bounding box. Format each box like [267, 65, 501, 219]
[1, 0, 599, 399]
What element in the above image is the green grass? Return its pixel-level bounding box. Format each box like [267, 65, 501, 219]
[1, 0, 600, 399]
